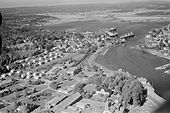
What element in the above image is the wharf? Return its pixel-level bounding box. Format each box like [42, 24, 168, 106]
[155, 63, 170, 70]
[164, 70, 170, 74]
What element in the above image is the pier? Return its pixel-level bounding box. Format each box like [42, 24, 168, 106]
[155, 63, 170, 70]
[164, 70, 170, 74]
[155, 63, 170, 75]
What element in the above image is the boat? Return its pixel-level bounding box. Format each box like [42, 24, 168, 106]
[120, 32, 135, 39]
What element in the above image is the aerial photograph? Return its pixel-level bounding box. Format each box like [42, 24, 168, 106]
[0, 0, 170, 113]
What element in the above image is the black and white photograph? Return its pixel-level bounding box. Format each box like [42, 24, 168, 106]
[0, 0, 170, 113]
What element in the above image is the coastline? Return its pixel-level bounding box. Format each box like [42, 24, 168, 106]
[134, 45, 170, 60]
[89, 45, 167, 108]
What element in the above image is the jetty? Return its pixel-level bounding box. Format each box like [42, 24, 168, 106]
[155, 63, 170, 70]
[164, 70, 170, 74]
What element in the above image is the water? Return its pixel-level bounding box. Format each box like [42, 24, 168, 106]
[47, 19, 170, 99]
[96, 45, 170, 100]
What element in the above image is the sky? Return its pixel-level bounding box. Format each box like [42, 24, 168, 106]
[0, 0, 169, 8]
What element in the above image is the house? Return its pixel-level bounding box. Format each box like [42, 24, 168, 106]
[62, 109, 81, 113]
[39, 57, 43, 60]
[33, 75, 39, 80]
[67, 106, 79, 111]
[96, 89, 110, 96]
[103, 100, 111, 113]
[26, 72, 30, 76]
[92, 94, 108, 102]
[38, 61, 44, 65]
[20, 74, 26, 79]
[45, 59, 50, 63]
[76, 102, 88, 109]
[109, 106, 116, 113]
[66, 67, 76, 76]
[49, 57, 55, 61]
[16, 70, 21, 74]
[58, 88, 71, 94]
[32, 60, 36, 63]
[107, 94, 119, 104]
[1, 74, 6, 78]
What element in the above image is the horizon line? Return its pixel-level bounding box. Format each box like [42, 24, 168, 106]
[1, 0, 170, 9]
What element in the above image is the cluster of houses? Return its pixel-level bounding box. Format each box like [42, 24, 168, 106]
[56, 32, 97, 54]
[0, 27, 138, 113]
[0, 69, 45, 80]
[13, 49, 65, 70]
[145, 24, 170, 49]
[42, 84, 123, 113]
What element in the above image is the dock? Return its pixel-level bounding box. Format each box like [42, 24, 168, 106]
[164, 70, 170, 74]
[155, 63, 170, 70]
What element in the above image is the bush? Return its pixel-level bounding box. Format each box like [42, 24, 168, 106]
[122, 80, 147, 107]
[87, 74, 106, 86]
[73, 83, 86, 93]
[49, 81, 61, 90]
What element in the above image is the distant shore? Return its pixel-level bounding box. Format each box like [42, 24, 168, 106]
[134, 45, 170, 60]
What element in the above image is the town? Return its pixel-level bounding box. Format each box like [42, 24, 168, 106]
[1, 2, 169, 112]
[139, 25, 170, 75]
[0, 13, 153, 113]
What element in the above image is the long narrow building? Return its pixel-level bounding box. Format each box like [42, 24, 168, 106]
[45, 93, 68, 109]
[52, 92, 82, 113]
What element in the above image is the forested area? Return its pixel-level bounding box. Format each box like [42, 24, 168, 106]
[74, 72, 147, 109]
[0, 14, 72, 74]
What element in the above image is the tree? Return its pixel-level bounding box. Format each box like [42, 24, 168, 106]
[73, 83, 86, 93]
[23, 89, 28, 97]
[92, 65, 99, 72]
[122, 79, 147, 107]
[115, 80, 125, 94]
[74, 67, 82, 75]
[49, 81, 61, 90]
[83, 91, 95, 99]
[131, 80, 147, 106]
[88, 74, 106, 86]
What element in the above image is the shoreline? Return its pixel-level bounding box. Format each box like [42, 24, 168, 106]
[134, 45, 170, 60]
[134, 45, 170, 73]
[89, 45, 167, 105]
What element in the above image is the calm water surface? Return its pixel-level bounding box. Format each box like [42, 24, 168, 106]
[49, 20, 170, 99]
[96, 45, 170, 100]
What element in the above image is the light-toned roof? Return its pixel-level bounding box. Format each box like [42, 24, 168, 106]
[46, 93, 68, 107]
[52, 92, 82, 112]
